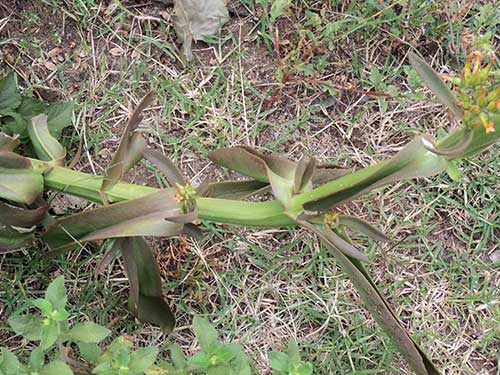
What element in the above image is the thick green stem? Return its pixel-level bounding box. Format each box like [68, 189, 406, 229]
[28, 129, 475, 228]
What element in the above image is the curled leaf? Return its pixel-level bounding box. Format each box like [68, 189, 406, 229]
[101, 92, 154, 196]
[0, 132, 20, 151]
[28, 114, 66, 165]
[0, 152, 43, 204]
[422, 130, 473, 157]
[144, 149, 185, 186]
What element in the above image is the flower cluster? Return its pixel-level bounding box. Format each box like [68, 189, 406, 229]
[175, 183, 197, 212]
[455, 51, 499, 134]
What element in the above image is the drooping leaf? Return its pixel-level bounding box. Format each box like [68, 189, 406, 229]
[301, 221, 440, 375]
[408, 53, 462, 120]
[0, 200, 47, 228]
[303, 136, 448, 212]
[0, 133, 20, 151]
[27, 114, 66, 165]
[0, 152, 44, 204]
[323, 225, 369, 262]
[101, 92, 154, 195]
[144, 149, 186, 186]
[173, 0, 229, 61]
[43, 190, 183, 251]
[337, 215, 390, 242]
[119, 237, 140, 305]
[95, 240, 122, 275]
[125, 237, 176, 332]
[0, 72, 21, 112]
[209, 146, 272, 182]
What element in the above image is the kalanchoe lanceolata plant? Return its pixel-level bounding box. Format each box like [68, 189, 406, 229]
[0, 51, 499, 375]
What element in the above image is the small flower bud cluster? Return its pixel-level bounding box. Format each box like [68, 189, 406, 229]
[175, 183, 197, 212]
[456, 51, 499, 134]
[324, 211, 340, 226]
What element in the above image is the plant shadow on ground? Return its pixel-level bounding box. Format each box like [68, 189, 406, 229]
[0, 0, 499, 374]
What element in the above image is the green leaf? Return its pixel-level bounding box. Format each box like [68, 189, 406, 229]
[323, 225, 369, 262]
[303, 136, 448, 212]
[29, 347, 44, 371]
[302, 221, 440, 375]
[268, 351, 289, 372]
[173, 0, 229, 61]
[408, 53, 462, 120]
[0, 348, 20, 375]
[193, 317, 219, 352]
[45, 276, 67, 311]
[337, 216, 390, 242]
[170, 344, 187, 369]
[287, 339, 301, 367]
[0, 152, 44, 205]
[0, 72, 21, 112]
[446, 161, 461, 182]
[40, 322, 59, 350]
[291, 363, 313, 375]
[212, 343, 242, 364]
[27, 114, 66, 165]
[125, 237, 176, 332]
[78, 342, 103, 364]
[32, 299, 53, 316]
[187, 352, 211, 368]
[207, 365, 231, 375]
[144, 150, 186, 187]
[197, 179, 269, 200]
[0, 201, 47, 253]
[68, 322, 111, 344]
[8, 315, 42, 340]
[101, 93, 153, 195]
[270, 0, 291, 22]
[43, 190, 183, 252]
[129, 347, 159, 374]
[45, 101, 74, 139]
[40, 361, 73, 375]
[266, 166, 294, 210]
[0, 133, 19, 151]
